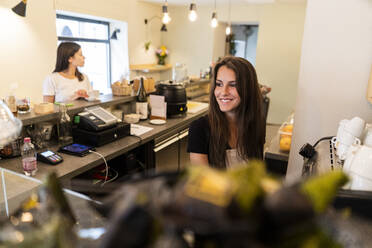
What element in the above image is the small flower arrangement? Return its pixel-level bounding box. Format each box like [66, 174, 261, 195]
[156, 45, 169, 65]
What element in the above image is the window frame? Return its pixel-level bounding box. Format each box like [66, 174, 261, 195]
[56, 13, 112, 89]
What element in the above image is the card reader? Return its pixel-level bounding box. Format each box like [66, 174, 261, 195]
[37, 150, 63, 165]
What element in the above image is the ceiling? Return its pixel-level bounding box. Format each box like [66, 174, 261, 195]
[141, 0, 306, 6]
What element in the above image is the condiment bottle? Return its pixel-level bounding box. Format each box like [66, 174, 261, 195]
[136, 77, 148, 120]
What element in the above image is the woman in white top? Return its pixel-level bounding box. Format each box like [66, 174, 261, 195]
[43, 42, 92, 103]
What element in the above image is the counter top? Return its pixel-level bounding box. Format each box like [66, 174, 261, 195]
[0, 109, 208, 183]
[18, 94, 135, 126]
[188, 78, 211, 85]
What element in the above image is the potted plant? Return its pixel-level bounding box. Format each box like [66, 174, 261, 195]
[156, 45, 168, 65]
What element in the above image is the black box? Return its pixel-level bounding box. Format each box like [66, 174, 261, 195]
[72, 122, 130, 147]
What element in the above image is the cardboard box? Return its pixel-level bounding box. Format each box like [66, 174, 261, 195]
[133, 78, 155, 94]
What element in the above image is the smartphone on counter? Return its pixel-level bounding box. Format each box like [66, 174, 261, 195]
[59, 143, 95, 157]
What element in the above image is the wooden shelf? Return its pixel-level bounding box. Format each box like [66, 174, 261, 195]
[129, 64, 172, 72]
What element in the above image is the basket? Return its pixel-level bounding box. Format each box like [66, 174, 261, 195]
[132, 78, 155, 93]
[111, 84, 132, 96]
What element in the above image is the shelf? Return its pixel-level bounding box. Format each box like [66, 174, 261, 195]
[16, 94, 136, 126]
[129, 64, 172, 73]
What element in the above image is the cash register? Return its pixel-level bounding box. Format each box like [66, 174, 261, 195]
[78, 106, 118, 131]
[72, 106, 130, 147]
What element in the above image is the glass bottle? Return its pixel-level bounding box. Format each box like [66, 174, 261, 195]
[5, 95, 17, 114]
[57, 103, 73, 146]
[136, 77, 148, 120]
[21, 137, 37, 176]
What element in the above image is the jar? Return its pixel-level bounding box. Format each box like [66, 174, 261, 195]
[57, 104, 73, 146]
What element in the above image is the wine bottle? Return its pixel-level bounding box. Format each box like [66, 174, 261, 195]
[136, 77, 148, 120]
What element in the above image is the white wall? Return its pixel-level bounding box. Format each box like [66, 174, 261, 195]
[212, 22, 227, 64]
[0, 0, 306, 124]
[166, 2, 307, 124]
[0, 0, 57, 103]
[286, 0, 372, 183]
[0, 0, 162, 103]
[164, 5, 217, 78]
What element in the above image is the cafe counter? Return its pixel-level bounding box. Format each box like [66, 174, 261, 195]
[0, 94, 208, 211]
[0, 110, 207, 181]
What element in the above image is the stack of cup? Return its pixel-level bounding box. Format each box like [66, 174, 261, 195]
[362, 124, 372, 147]
[332, 117, 365, 160]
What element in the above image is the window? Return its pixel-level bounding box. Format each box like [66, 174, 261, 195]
[56, 14, 111, 93]
[230, 25, 259, 66]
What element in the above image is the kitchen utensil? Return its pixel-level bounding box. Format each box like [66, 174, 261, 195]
[34, 102, 54, 114]
[150, 119, 166, 125]
[155, 80, 187, 117]
[17, 97, 31, 114]
[362, 124, 372, 147]
[344, 116, 365, 138]
[123, 113, 141, 124]
[86, 90, 100, 101]
[343, 144, 372, 191]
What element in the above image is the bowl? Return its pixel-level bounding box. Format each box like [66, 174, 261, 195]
[124, 113, 141, 124]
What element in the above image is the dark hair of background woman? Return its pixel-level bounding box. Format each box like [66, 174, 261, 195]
[208, 56, 266, 168]
[53, 42, 84, 81]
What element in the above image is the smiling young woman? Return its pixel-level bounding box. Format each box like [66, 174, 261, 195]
[187, 56, 265, 169]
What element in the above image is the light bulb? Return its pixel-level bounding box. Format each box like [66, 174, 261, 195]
[188, 10, 197, 21]
[211, 11, 218, 28]
[188, 3, 197, 22]
[211, 18, 218, 28]
[162, 13, 171, 24]
[225, 25, 231, 35]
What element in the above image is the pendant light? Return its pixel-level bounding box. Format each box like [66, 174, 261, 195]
[188, 2, 197, 22]
[211, 0, 218, 28]
[161, 24, 168, 32]
[111, 29, 121, 40]
[162, 0, 171, 24]
[225, 0, 231, 35]
[12, 0, 27, 17]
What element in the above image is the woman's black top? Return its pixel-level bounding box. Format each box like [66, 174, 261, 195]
[187, 116, 210, 155]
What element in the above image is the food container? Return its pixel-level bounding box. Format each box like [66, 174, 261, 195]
[0, 137, 22, 158]
[17, 97, 31, 114]
[123, 113, 141, 124]
[34, 102, 54, 114]
[5, 95, 17, 113]
[155, 80, 187, 117]
[278, 114, 294, 152]
[111, 80, 132, 96]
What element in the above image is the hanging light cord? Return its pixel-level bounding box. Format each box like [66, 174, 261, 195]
[228, 0, 231, 25]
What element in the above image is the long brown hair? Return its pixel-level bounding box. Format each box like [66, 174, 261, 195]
[208, 56, 265, 168]
[53, 42, 84, 81]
